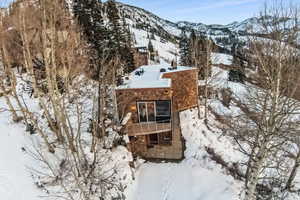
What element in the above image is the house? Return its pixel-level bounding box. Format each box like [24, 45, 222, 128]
[133, 47, 149, 69]
[116, 64, 198, 160]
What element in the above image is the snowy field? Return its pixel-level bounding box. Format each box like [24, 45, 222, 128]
[130, 162, 240, 200]
[0, 99, 41, 200]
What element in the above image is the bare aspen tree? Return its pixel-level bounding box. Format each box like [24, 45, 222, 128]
[191, 34, 212, 120]
[227, 1, 300, 199]
[0, 0, 129, 199]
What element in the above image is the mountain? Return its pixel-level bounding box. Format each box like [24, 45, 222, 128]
[116, 2, 251, 50]
[116, 2, 299, 56]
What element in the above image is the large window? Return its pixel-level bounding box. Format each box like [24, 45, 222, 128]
[156, 101, 171, 116]
[155, 100, 171, 122]
[137, 102, 155, 123]
[137, 100, 171, 123]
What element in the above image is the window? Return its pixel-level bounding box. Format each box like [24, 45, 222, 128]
[137, 102, 155, 123]
[163, 132, 172, 141]
[156, 101, 171, 116]
[159, 132, 172, 145]
[148, 134, 159, 145]
[155, 100, 171, 122]
[147, 132, 172, 147]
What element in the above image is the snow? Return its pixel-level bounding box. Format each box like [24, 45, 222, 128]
[130, 162, 240, 200]
[0, 76, 135, 200]
[131, 28, 178, 62]
[212, 53, 233, 65]
[0, 99, 42, 200]
[128, 108, 243, 200]
[117, 64, 195, 89]
[209, 66, 247, 96]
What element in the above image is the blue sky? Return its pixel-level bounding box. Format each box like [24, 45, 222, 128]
[116, 0, 299, 25]
[0, 0, 12, 8]
[1, 0, 299, 24]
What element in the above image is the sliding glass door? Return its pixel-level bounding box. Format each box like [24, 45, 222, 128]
[137, 102, 156, 123]
[137, 100, 171, 123]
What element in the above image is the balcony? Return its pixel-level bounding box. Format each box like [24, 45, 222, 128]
[126, 121, 172, 136]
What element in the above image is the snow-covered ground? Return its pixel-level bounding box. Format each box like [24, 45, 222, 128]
[128, 108, 243, 200]
[132, 28, 178, 62]
[0, 99, 42, 200]
[130, 162, 240, 200]
[212, 53, 233, 66]
[0, 77, 134, 200]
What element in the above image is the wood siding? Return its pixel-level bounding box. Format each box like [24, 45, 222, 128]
[163, 69, 198, 111]
[133, 50, 149, 69]
[116, 68, 198, 160]
[116, 87, 172, 124]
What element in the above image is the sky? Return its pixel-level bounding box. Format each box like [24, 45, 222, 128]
[118, 0, 300, 25]
[0, 0, 12, 8]
[1, 0, 299, 24]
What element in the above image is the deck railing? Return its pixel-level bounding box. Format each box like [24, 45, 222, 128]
[126, 120, 172, 136]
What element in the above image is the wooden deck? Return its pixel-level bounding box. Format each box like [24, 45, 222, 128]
[126, 122, 171, 136]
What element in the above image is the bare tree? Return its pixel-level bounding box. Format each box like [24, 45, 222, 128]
[227, 1, 300, 200]
[0, 0, 130, 199]
[191, 34, 213, 120]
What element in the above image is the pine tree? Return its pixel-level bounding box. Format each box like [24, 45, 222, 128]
[121, 12, 135, 73]
[179, 30, 190, 66]
[106, 0, 134, 73]
[106, 0, 122, 55]
[73, 0, 107, 59]
[150, 31, 155, 40]
[148, 39, 155, 61]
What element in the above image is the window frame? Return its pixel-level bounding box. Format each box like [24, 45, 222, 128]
[155, 100, 171, 117]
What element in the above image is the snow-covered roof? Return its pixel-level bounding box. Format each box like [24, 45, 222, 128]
[117, 64, 195, 89]
[134, 46, 148, 53]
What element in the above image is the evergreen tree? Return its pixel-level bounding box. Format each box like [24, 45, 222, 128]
[148, 40, 154, 52]
[106, 0, 134, 73]
[121, 12, 135, 73]
[106, 0, 122, 55]
[179, 30, 190, 66]
[73, 0, 109, 81]
[148, 39, 155, 61]
[73, 0, 107, 57]
[150, 31, 155, 40]
[188, 30, 197, 66]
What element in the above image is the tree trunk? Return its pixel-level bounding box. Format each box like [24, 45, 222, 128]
[244, 147, 267, 200]
[285, 149, 300, 190]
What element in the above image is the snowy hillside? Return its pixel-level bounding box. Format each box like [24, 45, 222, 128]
[116, 1, 300, 57]
[131, 28, 178, 62]
[0, 104, 42, 200]
[0, 76, 135, 200]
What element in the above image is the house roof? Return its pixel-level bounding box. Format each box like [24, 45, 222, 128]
[134, 46, 148, 53]
[117, 64, 195, 90]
